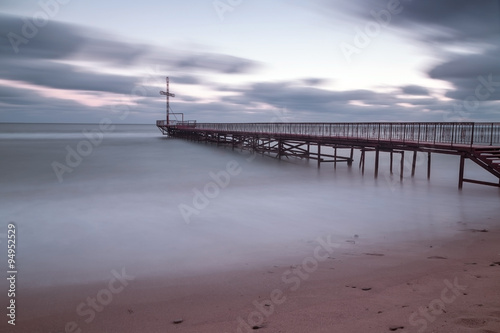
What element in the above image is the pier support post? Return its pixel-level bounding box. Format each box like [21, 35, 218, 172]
[317, 144, 321, 168]
[459, 154, 465, 189]
[374, 149, 380, 178]
[400, 151, 405, 181]
[278, 139, 283, 160]
[411, 151, 417, 177]
[390, 151, 393, 174]
[427, 152, 431, 179]
[349, 148, 354, 167]
[334, 146, 338, 169]
[360, 149, 365, 175]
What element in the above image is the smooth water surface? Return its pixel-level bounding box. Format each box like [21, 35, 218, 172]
[1, 123, 499, 287]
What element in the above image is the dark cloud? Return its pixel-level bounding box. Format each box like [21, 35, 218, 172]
[0, 79, 469, 123]
[0, 13, 262, 123]
[172, 53, 260, 74]
[399, 98, 437, 106]
[395, 0, 500, 41]
[428, 47, 500, 79]
[0, 14, 83, 60]
[428, 46, 500, 101]
[215, 80, 445, 121]
[169, 75, 203, 85]
[324, 0, 500, 42]
[401, 85, 430, 96]
[321, 0, 500, 117]
[223, 81, 382, 107]
[0, 85, 31, 101]
[0, 14, 147, 64]
[0, 13, 260, 84]
[0, 60, 140, 95]
[301, 78, 329, 86]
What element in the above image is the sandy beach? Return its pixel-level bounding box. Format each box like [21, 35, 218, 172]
[2, 1, 500, 332]
[7, 217, 500, 333]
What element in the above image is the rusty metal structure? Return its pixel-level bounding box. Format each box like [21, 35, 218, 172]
[157, 121, 500, 189]
[156, 78, 500, 189]
[158, 77, 193, 128]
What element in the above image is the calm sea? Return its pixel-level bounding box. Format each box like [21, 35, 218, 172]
[1, 123, 499, 287]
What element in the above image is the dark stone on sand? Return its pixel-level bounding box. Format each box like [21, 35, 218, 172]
[389, 326, 405, 331]
[361, 287, 372, 291]
[427, 256, 447, 259]
[469, 229, 488, 233]
[173, 319, 184, 324]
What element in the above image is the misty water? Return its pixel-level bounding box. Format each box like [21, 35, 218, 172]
[1, 123, 499, 287]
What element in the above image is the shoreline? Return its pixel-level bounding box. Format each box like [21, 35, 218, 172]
[8, 221, 500, 333]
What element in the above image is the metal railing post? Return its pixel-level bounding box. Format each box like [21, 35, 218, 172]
[491, 123, 494, 146]
[417, 123, 421, 144]
[433, 123, 437, 145]
[451, 123, 455, 146]
[470, 123, 475, 147]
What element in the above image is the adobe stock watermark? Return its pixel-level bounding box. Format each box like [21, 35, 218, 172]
[51, 68, 164, 183]
[444, 74, 500, 121]
[178, 160, 243, 224]
[407, 277, 467, 332]
[231, 234, 340, 332]
[270, 107, 295, 124]
[51, 119, 115, 183]
[340, 0, 409, 63]
[7, 0, 71, 54]
[213, 0, 244, 21]
[383, 151, 427, 192]
[51, 268, 135, 333]
[178, 106, 293, 224]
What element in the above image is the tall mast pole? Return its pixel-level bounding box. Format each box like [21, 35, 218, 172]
[160, 77, 175, 126]
[166, 77, 169, 125]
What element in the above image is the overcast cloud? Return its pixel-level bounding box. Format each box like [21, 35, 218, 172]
[0, 0, 499, 123]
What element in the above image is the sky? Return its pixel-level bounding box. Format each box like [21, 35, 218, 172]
[0, 0, 499, 124]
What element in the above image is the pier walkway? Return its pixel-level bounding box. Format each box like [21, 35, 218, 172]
[157, 121, 500, 189]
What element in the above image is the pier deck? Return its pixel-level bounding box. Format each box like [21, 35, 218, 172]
[157, 121, 500, 189]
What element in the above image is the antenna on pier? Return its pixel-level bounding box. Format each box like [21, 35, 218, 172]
[160, 77, 175, 125]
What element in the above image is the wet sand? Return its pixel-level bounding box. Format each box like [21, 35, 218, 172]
[7, 222, 500, 333]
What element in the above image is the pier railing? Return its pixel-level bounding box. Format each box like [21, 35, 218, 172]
[157, 120, 197, 127]
[161, 122, 500, 147]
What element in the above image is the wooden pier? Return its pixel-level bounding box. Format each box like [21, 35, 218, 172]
[157, 121, 500, 189]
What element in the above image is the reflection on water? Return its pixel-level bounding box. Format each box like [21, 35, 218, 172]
[1, 123, 499, 287]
